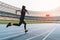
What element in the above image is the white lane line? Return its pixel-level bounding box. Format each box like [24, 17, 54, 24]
[0, 29, 40, 40]
[42, 27, 56, 40]
[1, 34, 21, 40]
[1, 33, 23, 40]
[26, 31, 49, 40]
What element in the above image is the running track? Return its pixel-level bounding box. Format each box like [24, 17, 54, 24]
[0, 23, 60, 40]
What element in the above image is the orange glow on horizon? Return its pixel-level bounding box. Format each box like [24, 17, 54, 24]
[46, 14, 50, 17]
[43, 11, 53, 17]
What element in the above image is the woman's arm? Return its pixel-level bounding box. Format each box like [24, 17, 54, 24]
[16, 10, 21, 14]
[26, 9, 29, 14]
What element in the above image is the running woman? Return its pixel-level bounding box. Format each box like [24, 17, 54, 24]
[6, 5, 29, 33]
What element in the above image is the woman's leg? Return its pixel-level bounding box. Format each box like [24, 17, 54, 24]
[23, 21, 26, 30]
[23, 21, 28, 33]
[13, 21, 22, 26]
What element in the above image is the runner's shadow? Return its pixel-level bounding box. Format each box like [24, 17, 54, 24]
[4, 33, 26, 40]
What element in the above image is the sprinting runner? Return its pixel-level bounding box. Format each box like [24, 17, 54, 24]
[6, 5, 29, 33]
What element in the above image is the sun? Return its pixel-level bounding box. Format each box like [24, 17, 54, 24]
[46, 14, 50, 17]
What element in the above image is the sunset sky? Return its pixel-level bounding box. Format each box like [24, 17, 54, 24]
[0, 0, 60, 11]
[0, 0, 60, 17]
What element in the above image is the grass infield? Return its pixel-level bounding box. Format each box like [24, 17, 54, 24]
[0, 20, 45, 24]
